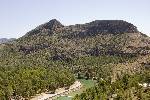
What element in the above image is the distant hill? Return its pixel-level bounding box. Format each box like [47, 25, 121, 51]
[0, 38, 15, 44]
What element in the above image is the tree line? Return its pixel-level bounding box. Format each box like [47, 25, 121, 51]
[0, 66, 75, 100]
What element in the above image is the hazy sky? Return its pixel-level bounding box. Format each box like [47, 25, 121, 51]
[0, 0, 150, 38]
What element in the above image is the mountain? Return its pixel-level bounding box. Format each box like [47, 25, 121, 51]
[1, 19, 150, 73]
[15, 19, 150, 57]
[1, 19, 149, 76]
[0, 19, 150, 99]
[0, 38, 15, 44]
[1, 19, 150, 66]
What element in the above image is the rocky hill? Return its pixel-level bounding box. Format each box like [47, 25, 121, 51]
[0, 20, 149, 71]
[13, 19, 150, 58]
[1, 19, 150, 72]
[1, 19, 150, 62]
[25, 19, 138, 37]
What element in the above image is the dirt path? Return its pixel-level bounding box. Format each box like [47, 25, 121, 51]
[31, 81, 82, 100]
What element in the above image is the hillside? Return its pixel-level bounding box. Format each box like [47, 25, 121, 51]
[19, 19, 150, 56]
[0, 19, 150, 99]
[1, 19, 150, 68]
[3, 19, 150, 56]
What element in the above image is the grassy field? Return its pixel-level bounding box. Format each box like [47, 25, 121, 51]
[56, 96, 72, 100]
[56, 79, 95, 100]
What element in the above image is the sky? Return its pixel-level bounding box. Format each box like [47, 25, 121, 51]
[0, 0, 150, 38]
